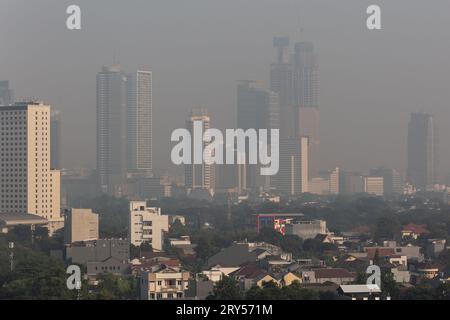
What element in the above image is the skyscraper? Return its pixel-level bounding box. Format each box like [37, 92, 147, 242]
[96, 64, 127, 195]
[237, 80, 280, 191]
[293, 42, 320, 178]
[127, 70, 153, 177]
[0, 102, 63, 233]
[0, 81, 14, 105]
[185, 108, 215, 193]
[407, 112, 438, 190]
[276, 137, 309, 195]
[50, 110, 62, 169]
[270, 37, 294, 139]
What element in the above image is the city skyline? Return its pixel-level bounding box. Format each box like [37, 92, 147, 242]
[2, 1, 450, 176]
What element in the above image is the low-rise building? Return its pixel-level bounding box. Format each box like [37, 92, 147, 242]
[66, 239, 129, 265]
[129, 201, 169, 251]
[285, 220, 327, 240]
[140, 264, 190, 300]
[64, 208, 99, 244]
[337, 284, 382, 300]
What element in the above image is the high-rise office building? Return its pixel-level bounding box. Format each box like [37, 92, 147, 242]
[293, 42, 319, 109]
[276, 137, 309, 195]
[270, 37, 294, 139]
[127, 71, 153, 177]
[0, 102, 63, 233]
[236, 80, 280, 191]
[50, 110, 62, 169]
[0, 81, 13, 105]
[185, 108, 215, 193]
[96, 64, 127, 195]
[407, 112, 438, 190]
[293, 42, 320, 178]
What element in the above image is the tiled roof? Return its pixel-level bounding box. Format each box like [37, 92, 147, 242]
[365, 247, 396, 259]
[314, 268, 356, 279]
[231, 263, 267, 279]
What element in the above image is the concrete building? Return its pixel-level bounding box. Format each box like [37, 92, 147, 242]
[64, 208, 99, 244]
[66, 239, 130, 264]
[309, 168, 340, 195]
[237, 80, 280, 191]
[270, 36, 294, 139]
[285, 220, 327, 240]
[185, 108, 215, 194]
[0, 102, 63, 234]
[96, 64, 127, 195]
[309, 177, 330, 195]
[140, 264, 190, 300]
[370, 167, 402, 195]
[407, 112, 438, 190]
[276, 137, 309, 195]
[127, 71, 153, 177]
[329, 167, 340, 194]
[129, 201, 169, 251]
[364, 177, 384, 196]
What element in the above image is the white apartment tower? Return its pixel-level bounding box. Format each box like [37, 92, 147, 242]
[127, 71, 153, 177]
[129, 201, 169, 251]
[0, 103, 63, 233]
[184, 108, 215, 193]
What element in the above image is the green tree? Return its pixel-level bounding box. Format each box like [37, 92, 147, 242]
[207, 276, 242, 300]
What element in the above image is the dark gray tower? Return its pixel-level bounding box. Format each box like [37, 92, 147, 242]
[407, 112, 438, 190]
[96, 64, 127, 195]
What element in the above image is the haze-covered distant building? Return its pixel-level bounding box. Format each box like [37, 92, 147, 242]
[51, 110, 62, 169]
[370, 167, 403, 195]
[270, 37, 293, 140]
[407, 112, 438, 190]
[236, 80, 279, 191]
[127, 70, 153, 177]
[96, 64, 127, 195]
[0, 81, 13, 105]
[276, 137, 309, 195]
[293, 42, 320, 178]
[364, 177, 384, 196]
[185, 108, 215, 194]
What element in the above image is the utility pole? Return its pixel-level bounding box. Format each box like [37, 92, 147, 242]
[227, 192, 232, 221]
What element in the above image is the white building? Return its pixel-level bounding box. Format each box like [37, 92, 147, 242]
[0, 102, 63, 234]
[129, 201, 169, 251]
[140, 265, 190, 300]
[127, 71, 153, 177]
[285, 220, 327, 240]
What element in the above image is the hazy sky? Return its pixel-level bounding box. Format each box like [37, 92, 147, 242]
[1, 0, 450, 177]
